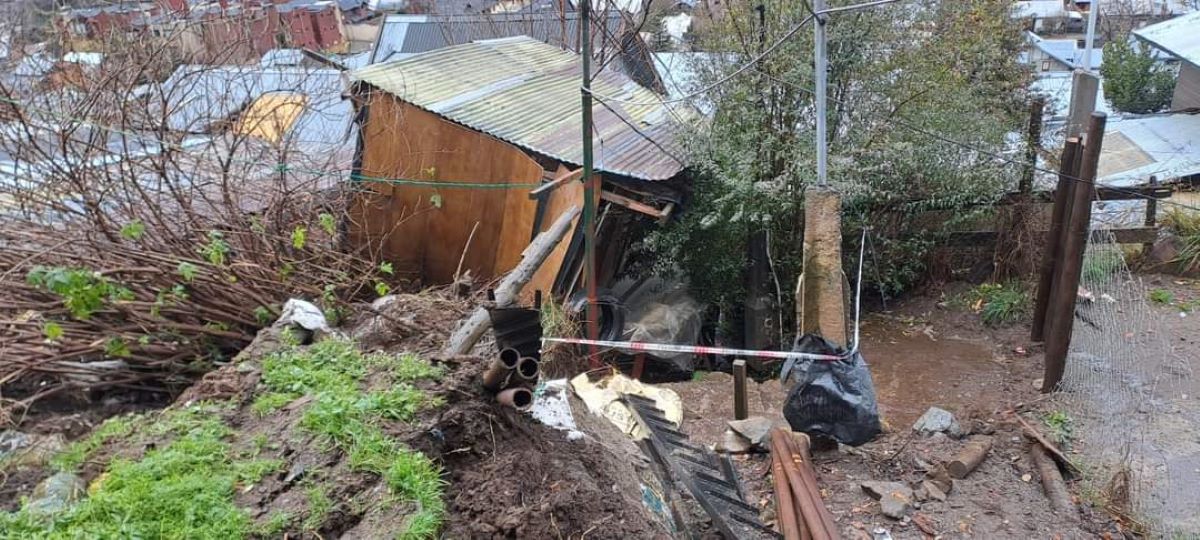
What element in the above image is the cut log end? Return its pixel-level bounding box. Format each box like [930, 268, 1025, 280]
[946, 436, 993, 480]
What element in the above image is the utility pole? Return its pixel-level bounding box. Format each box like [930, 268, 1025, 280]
[1082, 0, 1099, 73]
[813, 0, 828, 186]
[580, 0, 600, 369]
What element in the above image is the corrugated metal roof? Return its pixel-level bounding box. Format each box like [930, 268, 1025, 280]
[1134, 12, 1200, 68]
[369, 12, 663, 92]
[158, 65, 352, 148]
[353, 37, 687, 181]
[1099, 111, 1200, 186]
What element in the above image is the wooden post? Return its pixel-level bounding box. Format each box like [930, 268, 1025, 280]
[1031, 138, 1081, 342]
[632, 353, 645, 381]
[1019, 97, 1045, 195]
[1143, 175, 1159, 255]
[1042, 113, 1107, 393]
[733, 359, 748, 420]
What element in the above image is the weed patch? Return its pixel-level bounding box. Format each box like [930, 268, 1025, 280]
[1149, 288, 1174, 305]
[1163, 208, 1200, 274]
[259, 339, 445, 537]
[2, 404, 280, 539]
[50, 414, 138, 472]
[1043, 410, 1075, 449]
[957, 283, 1030, 326]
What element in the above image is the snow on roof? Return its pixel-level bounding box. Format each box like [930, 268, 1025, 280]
[1133, 12, 1200, 68]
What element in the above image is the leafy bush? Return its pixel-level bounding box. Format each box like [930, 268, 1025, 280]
[1102, 38, 1177, 114]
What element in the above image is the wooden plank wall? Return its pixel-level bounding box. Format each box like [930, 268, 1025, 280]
[523, 165, 587, 302]
[349, 92, 546, 284]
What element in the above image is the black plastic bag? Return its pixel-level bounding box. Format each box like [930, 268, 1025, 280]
[780, 334, 881, 446]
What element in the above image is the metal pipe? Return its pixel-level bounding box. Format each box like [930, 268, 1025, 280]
[497, 387, 534, 411]
[813, 0, 828, 186]
[481, 348, 522, 391]
[515, 356, 540, 381]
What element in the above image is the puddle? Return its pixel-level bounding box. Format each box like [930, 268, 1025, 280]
[861, 323, 1009, 426]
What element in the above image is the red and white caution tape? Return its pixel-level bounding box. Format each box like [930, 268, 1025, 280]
[540, 337, 845, 361]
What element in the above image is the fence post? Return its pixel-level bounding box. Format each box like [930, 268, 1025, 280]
[733, 359, 748, 420]
[1042, 113, 1107, 393]
[1143, 175, 1159, 256]
[1031, 137, 1081, 342]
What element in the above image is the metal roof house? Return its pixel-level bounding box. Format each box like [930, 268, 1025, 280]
[368, 11, 664, 93]
[1134, 11, 1200, 110]
[347, 36, 689, 294]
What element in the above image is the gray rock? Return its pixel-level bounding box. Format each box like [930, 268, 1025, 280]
[26, 473, 86, 515]
[921, 480, 947, 502]
[0, 430, 31, 460]
[912, 406, 962, 437]
[727, 417, 779, 447]
[716, 429, 753, 454]
[861, 481, 913, 520]
[0, 433, 64, 470]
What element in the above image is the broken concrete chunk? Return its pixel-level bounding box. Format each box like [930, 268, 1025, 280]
[727, 416, 779, 447]
[861, 481, 913, 519]
[921, 480, 948, 502]
[912, 406, 962, 437]
[716, 429, 753, 454]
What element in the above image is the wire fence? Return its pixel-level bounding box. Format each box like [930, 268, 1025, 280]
[1052, 227, 1194, 536]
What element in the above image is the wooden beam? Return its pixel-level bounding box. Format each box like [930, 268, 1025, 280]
[600, 190, 672, 220]
[528, 168, 583, 199]
[944, 227, 1156, 246]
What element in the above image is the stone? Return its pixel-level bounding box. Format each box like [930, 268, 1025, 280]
[716, 429, 753, 454]
[912, 407, 962, 438]
[0, 432, 65, 470]
[727, 417, 779, 447]
[921, 480, 947, 502]
[26, 472, 86, 515]
[925, 465, 954, 495]
[861, 481, 913, 519]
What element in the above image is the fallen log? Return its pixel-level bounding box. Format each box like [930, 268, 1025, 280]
[442, 206, 581, 356]
[946, 436, 993, 479]
[1013, 413, 1079, 474]
[1030, 444, 1076, 515]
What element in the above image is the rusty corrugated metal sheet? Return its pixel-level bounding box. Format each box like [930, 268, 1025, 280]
[351, 36, 688, 181]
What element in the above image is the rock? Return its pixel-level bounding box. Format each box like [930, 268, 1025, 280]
[716, 429, 753, 454]
[912, 407, 962, 437]
[860, 481, 913, 520]
[925, 465, 954, 495]
[279, 299, 329, 332]
[727, 417, 779, 447]
[921, 480, 947, 502]
[0, 432, 65, 470]
[26, 472, 86, 515]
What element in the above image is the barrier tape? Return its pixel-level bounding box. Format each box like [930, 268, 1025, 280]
[540, 337, 846, 361]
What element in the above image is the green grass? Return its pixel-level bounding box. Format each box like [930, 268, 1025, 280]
[303, 484, 334, 532]
[50, 415, 138, 472]
[1149, 288, 1174, 305]
[251, 391, 296, 417]
[1, 404, 281, 539]
[1043, 410, 1075, 448]
[1082, 249, 1125, 283]
[958, 283, 1030, 326]
[1163, 208, 1200, 274]
[259, 339, 446, 537]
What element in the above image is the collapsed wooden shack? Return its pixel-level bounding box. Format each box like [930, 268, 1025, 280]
[347, 36, 690, 300]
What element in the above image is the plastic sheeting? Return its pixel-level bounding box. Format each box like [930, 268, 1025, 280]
[781, 334, 881, 446]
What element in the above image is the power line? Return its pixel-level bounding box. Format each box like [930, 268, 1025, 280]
[582, 13, 815, 106]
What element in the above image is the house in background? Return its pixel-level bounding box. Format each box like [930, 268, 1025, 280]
[348, 37, 689, 295]
[367, 11, 664, 93]
[1134, 11, 1200, 110]
[1023, 31, 1103, 72]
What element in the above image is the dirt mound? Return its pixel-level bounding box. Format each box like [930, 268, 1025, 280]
[3, 291, 666, 538]
[410, 366, 668, 539]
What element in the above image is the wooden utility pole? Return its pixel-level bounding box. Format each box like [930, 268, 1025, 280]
[1031, 138, 1081, 342]
[1042, 113, 1107, 393]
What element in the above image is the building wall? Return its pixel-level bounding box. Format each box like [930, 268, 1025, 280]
[350, 92, 549, 284]
[1173, 62, 1200, 110]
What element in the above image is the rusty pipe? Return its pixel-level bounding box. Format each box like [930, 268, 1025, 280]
[515, 356, 539, 381]
[497, 387, 534, 411]
[482, 348, 522, 391]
